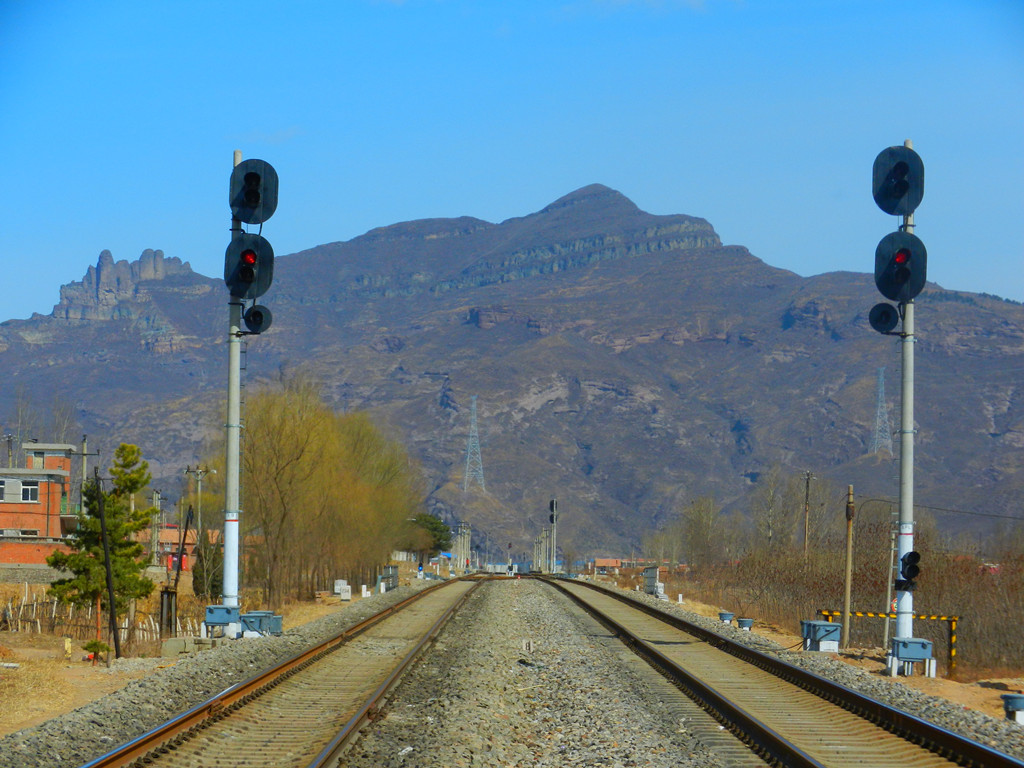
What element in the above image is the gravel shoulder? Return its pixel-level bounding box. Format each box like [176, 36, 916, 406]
[1, 577, 1023, 768]
[0, 583, 432, 768]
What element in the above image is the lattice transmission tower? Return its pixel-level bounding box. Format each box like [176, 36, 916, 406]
[463, 395, 486, 492]
[870, 366, 893, 456]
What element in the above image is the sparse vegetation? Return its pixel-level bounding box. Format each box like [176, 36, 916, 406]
[644, 469, 1024, 676]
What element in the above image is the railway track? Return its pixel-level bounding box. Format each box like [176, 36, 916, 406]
[548, 577, 1021, 768]
[79, 578, 480, 768]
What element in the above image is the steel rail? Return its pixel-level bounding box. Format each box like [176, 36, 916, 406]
[544, 577, 1024, 768]
[78, 579, 468, 768]
[305, 575, 482, 767]
[546, 578, 826, 767]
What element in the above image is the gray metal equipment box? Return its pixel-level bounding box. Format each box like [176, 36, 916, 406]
[891, 637, 933, 661]
[801, 620, 840, 652]
[240, 610, 283, 635]
[205, 605, 241, 626]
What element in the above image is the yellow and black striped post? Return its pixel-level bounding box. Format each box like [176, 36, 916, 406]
[818, 609, 960, 675]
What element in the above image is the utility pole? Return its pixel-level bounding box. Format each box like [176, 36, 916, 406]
[94, 468, 121, 660]
[842, 485, 854, 648]
[803, 471, 814, 559]
[75, 435, 100, 515]
[150, 489, 161, 567]
[549, 499, 558, 574]
[80, 435, 87, 509]
[183, 465, 215, 537]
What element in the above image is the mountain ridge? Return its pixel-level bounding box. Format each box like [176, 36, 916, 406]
[1, 185, 1021, 554]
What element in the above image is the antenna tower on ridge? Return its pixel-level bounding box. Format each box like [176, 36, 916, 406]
[463, 395, 486, 492]
[870, 367, 893, 456]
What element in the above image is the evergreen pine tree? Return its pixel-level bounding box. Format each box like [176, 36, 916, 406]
[47, 444, 156, 618]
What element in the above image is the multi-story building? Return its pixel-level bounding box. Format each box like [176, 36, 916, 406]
[0, 442, 79, 565]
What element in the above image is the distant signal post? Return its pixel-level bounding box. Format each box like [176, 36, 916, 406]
[221, 152, 278, 615]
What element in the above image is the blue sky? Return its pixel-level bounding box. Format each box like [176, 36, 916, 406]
[1, 0, 1021, 322]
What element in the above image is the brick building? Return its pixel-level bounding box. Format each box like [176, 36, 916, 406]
[0, 443, 79, 565]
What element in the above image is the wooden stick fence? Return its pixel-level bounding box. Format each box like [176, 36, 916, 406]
[1, 594, 202, 654]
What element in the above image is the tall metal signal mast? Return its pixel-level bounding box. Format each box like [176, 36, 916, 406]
[463, 395, 486, 492]
[870, 367, 893, 456]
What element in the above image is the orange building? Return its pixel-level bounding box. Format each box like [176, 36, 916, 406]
[0, 443, 79, 565]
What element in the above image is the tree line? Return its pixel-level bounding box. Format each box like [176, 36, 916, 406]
[40, 376, 443, 650]
[641, 466, 1024, 672]
[233, 375, 432, 606]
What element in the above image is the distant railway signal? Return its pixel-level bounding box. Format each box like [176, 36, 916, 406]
[873, 145, 924, 216]
[896, 550, 921, 592]
[875, 231, 927, 303]
[229, 159, 279, 224]
[224, 233, 274, 300]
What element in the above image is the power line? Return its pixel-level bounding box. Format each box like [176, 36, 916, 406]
[856, 495, 1024, 523]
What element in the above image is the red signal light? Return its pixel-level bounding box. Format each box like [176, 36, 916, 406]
[894, 248, 911, 265]
[241, 249, 257, 266]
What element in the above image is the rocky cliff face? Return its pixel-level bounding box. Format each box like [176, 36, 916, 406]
[2, 185, 1022, 553]
[54, 249, 195, 321]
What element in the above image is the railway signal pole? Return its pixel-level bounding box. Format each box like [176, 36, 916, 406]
[869, 141, 932, 674]
[222, 150, 278, 613]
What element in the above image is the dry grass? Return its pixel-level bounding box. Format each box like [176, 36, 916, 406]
[278, 600, 346, 630]
[0, 658, 68, 732]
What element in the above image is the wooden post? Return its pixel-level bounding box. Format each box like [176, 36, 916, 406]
[842, 485, 855, 648]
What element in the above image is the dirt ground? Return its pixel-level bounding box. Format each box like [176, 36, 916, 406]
[0, 593, 349, 738]
[0, 583, 1021, 739]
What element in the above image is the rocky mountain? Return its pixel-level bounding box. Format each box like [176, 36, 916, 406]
[1, 185, 1022, 556]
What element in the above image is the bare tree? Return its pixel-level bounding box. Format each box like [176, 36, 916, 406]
[750, 465, 797, 553]
[236, 375, 424, 606]
[47, 394, 80, 443]
[680, 496, 724, 569]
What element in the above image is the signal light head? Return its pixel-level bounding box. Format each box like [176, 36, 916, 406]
[242, 172, 262, 207]
[873, 146, 924, 216]
[899, 550, 921, 590]
[874, 231, 927, 303]
[229, 159, 279, 224]
[889, 161, 910, 198]
[869, 302, 899, 334]
[243, 304, 273, 334]
[224, 233, 274, 300]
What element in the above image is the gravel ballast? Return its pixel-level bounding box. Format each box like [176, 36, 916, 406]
[0, 583, 433, 768]
[343, 578, 722, 768]
[2, 577, 1023, 768]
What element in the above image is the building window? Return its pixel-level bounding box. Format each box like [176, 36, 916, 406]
[22, 481, 39, 502]
[0, 479, 5, 501]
